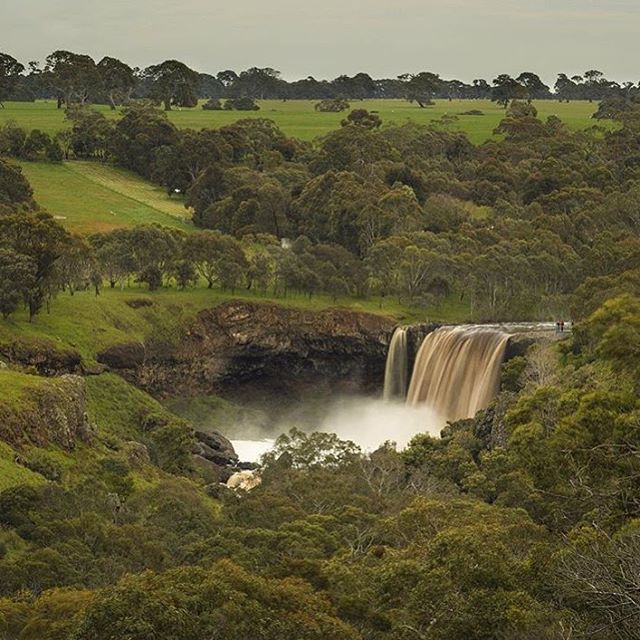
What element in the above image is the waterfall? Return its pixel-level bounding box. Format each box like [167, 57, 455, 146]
[406, 326, 510, 422]
[383, 327, 409, 400]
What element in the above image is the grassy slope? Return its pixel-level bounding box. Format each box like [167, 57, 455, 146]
[0, 371, 49, 489]
[0, 368, 174, 492]
[0, 371, 65, 490]
[0, 99, 612, 143]
[0, 375, 182, 495]
[0, 286, 469, 366]
[17, 161, 192, 235]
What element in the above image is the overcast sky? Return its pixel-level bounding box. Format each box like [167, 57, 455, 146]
[3, 0, 639, 83]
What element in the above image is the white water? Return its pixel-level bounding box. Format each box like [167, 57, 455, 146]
[318, 397, 444, 451]
[231, 439, 275, 462]
[230, 397, 444, 462]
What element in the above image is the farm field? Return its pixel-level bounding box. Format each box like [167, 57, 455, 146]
[18, 160, 192, 234]
[0, 99, 612, 143]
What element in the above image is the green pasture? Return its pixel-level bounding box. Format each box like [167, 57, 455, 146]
[17, 160, 192, 234]
[0, 99, 611, 143]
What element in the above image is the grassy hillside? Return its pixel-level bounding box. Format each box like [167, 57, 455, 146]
[0, 286, 469, 365]
[18, 161, 192, 234]
[0, 369, 179, 492]
[0, 99, 612, 143]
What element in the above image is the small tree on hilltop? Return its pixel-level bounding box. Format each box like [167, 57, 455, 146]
[399, 71, 442, 107]
[491, 74, 527, 108]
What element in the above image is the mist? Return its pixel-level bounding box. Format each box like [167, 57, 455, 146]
[229, 396, 445, 462]
[318, 397, 444, 451]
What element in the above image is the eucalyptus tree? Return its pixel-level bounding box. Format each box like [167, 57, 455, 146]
[0, 53, 24, 106]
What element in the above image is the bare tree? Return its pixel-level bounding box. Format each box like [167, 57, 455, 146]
[558, 531, 640, 639]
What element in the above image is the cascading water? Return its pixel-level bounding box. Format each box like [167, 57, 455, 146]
[383, 327, 409, 400]
[405, 326, 510, 422]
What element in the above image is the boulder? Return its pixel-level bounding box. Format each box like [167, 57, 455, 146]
[195, 430, 237, 460]
[192, 454, 234, 483]
[227, 469, 262, 491]
[123, 441, 151, 467]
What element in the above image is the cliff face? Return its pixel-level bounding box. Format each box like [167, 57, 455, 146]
[98, 301, 395, 398]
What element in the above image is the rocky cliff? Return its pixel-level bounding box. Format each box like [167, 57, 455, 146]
[98, 301, 395, 399]
[0, 374, 92, 450]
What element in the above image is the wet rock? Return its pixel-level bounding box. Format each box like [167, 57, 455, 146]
[405, 323, 440, 371]
[504, 335, 535, 361]
[236, 461, 259, 471]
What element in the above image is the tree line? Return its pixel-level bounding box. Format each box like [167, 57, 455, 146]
[2, 93, 640, 321]
[1, 50, 639, 110]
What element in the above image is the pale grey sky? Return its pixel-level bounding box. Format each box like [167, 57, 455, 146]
[3, 0, 639, 83]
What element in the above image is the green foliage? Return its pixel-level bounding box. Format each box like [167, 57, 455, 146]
[70, 561, 358, 640]
[0, 158, 34, 213]
[146, 422, 194, 474]
[224, 96, 260, 111]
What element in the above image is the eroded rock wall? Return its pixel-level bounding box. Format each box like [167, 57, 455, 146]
[98, 301, 395, 398]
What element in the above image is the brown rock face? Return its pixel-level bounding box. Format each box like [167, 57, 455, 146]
[101, 301, 395, 399]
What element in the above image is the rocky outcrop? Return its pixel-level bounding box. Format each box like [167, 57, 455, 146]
[191, 430, 239, 483]
[227, 469, 262, 491]
[0, 338, 83, 376]
[504, 335, 536, 360]
[99, 301, 395, 399]
[0, 374, 92, 450]
[194, 430, 238, 466]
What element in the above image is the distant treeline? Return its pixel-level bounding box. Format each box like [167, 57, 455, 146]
[1, 50, 639, 109]
[3, 93, 640, 323]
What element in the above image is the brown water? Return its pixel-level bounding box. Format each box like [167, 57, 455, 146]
[383, 327, 408, 400]
[406, 326, 510, 422]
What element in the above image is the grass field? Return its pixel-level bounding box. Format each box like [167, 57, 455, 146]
[0, 99, 612, 144]
[18, 160, 192, 234]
